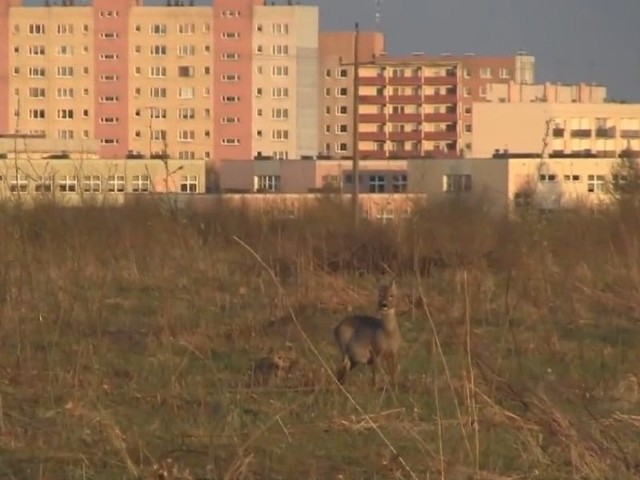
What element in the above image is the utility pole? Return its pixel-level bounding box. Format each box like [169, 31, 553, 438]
[352, 22, 360, 226]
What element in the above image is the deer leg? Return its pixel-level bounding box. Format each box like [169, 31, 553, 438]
[336, 356, 350, 385]
[371, 354, 380, 389]
[387, 354, 398, 390]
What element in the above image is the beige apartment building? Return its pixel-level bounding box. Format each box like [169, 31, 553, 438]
[252, 5, 319, 160]
[472, 102, 640, 158]
[486, 81, 607, 104]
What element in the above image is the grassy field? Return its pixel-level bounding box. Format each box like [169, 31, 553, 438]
[0, 195, 639, 479]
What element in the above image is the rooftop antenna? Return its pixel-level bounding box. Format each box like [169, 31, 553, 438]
[374, 0, 383, 32]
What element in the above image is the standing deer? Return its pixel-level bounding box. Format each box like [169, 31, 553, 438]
[333, 277, 402, 388]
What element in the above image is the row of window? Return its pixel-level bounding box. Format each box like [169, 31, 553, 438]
[255, 173, 409, 193]
[1, 174, 199, 194]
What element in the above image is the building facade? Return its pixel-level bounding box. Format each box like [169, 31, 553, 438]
[0, 0, 318, 164]
[347, 52, 536, 160]
[472, 102, 640, 158]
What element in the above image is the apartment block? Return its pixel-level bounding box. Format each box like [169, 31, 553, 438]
[355, 52, 536, 160]
[252, 4, 319, 160]
[472, 102, 640, 158]
[319, 31, 386, 158]
[0, 0, 318, 164]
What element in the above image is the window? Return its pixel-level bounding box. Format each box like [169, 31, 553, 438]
[83, 175, 102, 193]
[107, 174, 125, 193]
[149, 66, 167, 78]
[9, 175, 28, 194]
[271, 23, 289, 35]
[29, 109, 46, 119]
[255, 175, 281, 192]
[29, 24, 45, 35]
[563, 174, 581, 182]
[222, 52, 239, 60]
[463, 87, 471, 97]
[35, 176, 53, 193]
[99, 32, 118, 39]
[464, 124, 472, 133]
[100, 74, 118, 82]
[28, 45, 45, 56]
[57, 109, 74, 120]
[368, 175, 386, 193]
[222, 31, 239, 39]
[28, 67, 46, 78]
[443, 174, 472, 192]
[221, 95, 239, 103]
[150, 107, 167, 119]
[131, 175, 151, 193]
[336, 124, 348, 134]
[178, 130, 195, 142]
[152, 130, 167, 141]
[392, 174, 408, 193]
[59, 21, 77, 35]
[150, 45, 167, 56]
[539, 173, 557, 183]
[336, 142, 348, 152]
[479, 86, 488, 97]
[178, 86, 195, 99]
[222, 74, 239, 82]
[499, 68, 510, 79]
[178, 23, 195, 35]
[337, 68, 348, 78]
[325, 69, 331, 78]
[479, 67, 492, 78]
[271, 87, 289, 98]
[271, 65, 289, 77]
[178, 108, 195, 119]
[271, 45, 289, 56]
[149, 87, 167, 98]
[56, 45, 73, 56]
[178, 45, 195, 56]
[56, 66, 74, 77]
[221, 117, 239, 124]
[58, 175, 78, 193]
[272, 129, 289, 141]
[464, 105, 472, 115]
[587, 174, 605, 193]
[336, 87, 348, 97]
[99, 117, 119, 124]
[150, 24, 167, 35]
[221, 138, 240, 145]
[255, 87, 263, 97]
[336, 105, 348, 116]
[178, 151, 195, 160]
[180, 175, 199, 193]
[271, 108, 288, 120]
[100, 138, 119, 145]
[203, 66, 211, 75]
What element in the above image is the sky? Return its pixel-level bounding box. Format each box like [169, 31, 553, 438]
[24, 0, 640, 101]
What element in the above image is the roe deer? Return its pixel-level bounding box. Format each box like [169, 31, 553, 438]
[334, 277, 401, 388]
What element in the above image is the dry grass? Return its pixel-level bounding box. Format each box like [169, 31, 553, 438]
[0, 195, 640, 479]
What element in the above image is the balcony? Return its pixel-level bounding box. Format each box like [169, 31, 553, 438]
[358, 95, 386, 105]
[552, 128, 565, 137]
[359, 131, 387, 141]
[423, 94, 458, 104]
[423, 149, 460, 159]
[388, 131, 422, 142]
[424, 112, 457, 122]
[388, 76, 422, 86]
[388, 113, 422, 122]
[620, 129, 640, 138]
[359, 149, 387, 159]
[388, 94, 422, 104]
[359, 113, 386, 123]
[388, 150, 422, 159]
[595, 127, 616, 138]
[359, 76, 386, 86]
[570, 129, 592, 138]
[424, 130, 457, 141]
[596, 150, 617, 158]
[619, 149, 640, 159]
[423, 75, 458, 86]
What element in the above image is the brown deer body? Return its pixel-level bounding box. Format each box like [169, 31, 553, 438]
[333, 279, 401, 387]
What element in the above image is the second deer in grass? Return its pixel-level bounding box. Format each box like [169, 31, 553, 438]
[334, 277, 401, 388]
